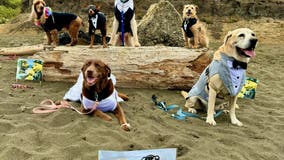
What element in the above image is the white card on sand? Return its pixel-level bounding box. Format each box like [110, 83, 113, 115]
[98, 148, 176, 160]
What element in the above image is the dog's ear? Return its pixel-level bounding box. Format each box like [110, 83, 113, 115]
[96, 5, 101, 12]
[29, 4, 36, 21]
[194, 5, 199, 13]
[224, 31, 232, 44]
[105, 64, 111, 77]
[81, 60, 90, 72]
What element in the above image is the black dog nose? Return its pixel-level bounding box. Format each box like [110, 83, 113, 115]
[40, 6, 44, 10]
[87, 70, 93, 76]
[250, 39, 258, 47]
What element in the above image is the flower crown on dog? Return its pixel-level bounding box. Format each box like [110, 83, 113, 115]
[34, 7, 52, 26]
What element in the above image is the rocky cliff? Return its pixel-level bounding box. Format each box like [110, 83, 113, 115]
[22, 0, 283, 19]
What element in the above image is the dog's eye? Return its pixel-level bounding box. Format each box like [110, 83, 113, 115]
[238, 34, 245, 38]
[252, 33, 256, 37]
[95, 64, 101, 68]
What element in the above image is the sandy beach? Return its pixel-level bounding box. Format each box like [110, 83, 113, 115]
[0, 18, 284, 159]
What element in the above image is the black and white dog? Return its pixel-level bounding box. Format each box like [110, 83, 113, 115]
[87, 5, 107, 48]
[108, 0, 140, 47]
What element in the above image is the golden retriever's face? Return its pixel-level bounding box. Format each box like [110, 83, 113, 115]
[223, 28, 258, 61]
[81, 59, 111, 86]
[33, 0, 46, 13]
[183, 4, 198, 18]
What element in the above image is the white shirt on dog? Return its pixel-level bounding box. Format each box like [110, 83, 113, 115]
[115, 0, 134, 13]
[90, 14, 98, 28]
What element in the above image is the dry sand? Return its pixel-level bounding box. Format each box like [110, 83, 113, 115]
[0, 18, 283, 160]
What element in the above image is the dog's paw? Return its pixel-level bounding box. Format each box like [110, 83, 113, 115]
[89, 45, 93, 48]
[188, 108, 197, 114]
[231, 119, 243, 127]
[103, 44, 108, 48]
[134, 42, 141, 47]
[121, 123, 131, 131]
[192, 45, 198, 49]
[206, 117, 216, 126]
[235, 104, 240, 109]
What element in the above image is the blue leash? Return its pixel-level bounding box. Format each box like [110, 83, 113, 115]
[151, 95, 224, 120]
[120, 11, 125, 46]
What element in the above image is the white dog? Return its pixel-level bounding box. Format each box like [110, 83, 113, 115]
[181, 28, 258, 126]
[108, 0, 140, 47]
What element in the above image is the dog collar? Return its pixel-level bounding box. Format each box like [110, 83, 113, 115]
[44, 7, 52, 18]
[183, 18, 197, 27]
[115, 0, 134, 13]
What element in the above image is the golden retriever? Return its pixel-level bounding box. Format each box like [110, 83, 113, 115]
[29, 0, 82, 47]
[108, 0, 140, 47]
[181, 28, 258, 126]
[182, 4, 209, 48]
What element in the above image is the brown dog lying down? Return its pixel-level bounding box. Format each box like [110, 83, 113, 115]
[81, 59, 131, 131]
[29, 0, 82, 47]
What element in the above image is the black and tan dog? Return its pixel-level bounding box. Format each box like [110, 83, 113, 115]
[87, 5, 107, 48]
[182, 4, 208, 48]
[29, 0, 82, 47]
[108, 0, 140, 47]
[181, 28, 258, 126]
[81, 59, 131, 131]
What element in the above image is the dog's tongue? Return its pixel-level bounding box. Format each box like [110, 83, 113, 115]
[87, 77, 97, 85]
[244, 50, 256, 57]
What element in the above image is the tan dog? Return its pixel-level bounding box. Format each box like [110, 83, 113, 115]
[181, 4, 208, 48]
[181, 28, 258, 126]
[29, 0, 82, 47]
[108, 0, 140, 47]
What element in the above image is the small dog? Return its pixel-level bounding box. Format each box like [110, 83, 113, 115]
[81, 59, 131, 131]
[87, 5, 107, 48]
[29, 0, 82, 47]
[108, 0, 140, 47]
[181, 28, 258, 126]
[181, 4, 208, 48]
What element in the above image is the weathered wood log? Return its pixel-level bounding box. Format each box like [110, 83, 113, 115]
[0, 45, 44, 56]
[30, 45, 211, 89]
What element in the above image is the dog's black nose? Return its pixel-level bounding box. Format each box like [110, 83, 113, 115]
[87, 70, 93, 76]
[40, 6, 44, 10]
[250, 39, 258, 48]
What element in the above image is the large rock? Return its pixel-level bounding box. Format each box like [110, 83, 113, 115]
[137, 0, 183, 47]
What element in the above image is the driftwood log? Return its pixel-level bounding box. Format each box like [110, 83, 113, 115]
[0, 45, 44, 56]
[30, 45, 211, 90]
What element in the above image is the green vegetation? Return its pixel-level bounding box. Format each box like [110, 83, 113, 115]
[0, 0, 21, 24]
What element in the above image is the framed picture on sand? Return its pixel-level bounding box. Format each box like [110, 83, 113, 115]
[16, 58, 43, 82]
[98, 148, 176, 160]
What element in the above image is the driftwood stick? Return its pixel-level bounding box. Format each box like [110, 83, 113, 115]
[0, 45, 44, 56]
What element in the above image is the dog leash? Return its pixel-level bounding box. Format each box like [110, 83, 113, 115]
[151, 95, 223, 120]
[120, 10, 125, 46]
[33, 99, 98, 115]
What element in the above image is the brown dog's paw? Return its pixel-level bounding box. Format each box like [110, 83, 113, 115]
[94, 110, 112, 121]
[121, 123, 131, 131]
